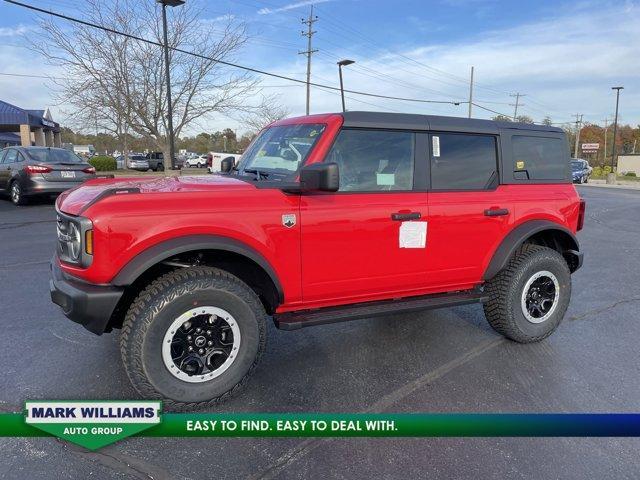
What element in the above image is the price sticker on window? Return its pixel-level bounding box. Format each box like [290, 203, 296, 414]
[432, 136, 440, 157]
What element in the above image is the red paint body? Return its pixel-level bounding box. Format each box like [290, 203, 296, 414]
[56, 113, 582, 313]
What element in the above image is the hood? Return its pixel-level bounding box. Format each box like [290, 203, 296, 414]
[57, 174, 253, 216]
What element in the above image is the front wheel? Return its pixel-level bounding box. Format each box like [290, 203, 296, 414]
[483, 244, 571, 343]
[120, 267, 267, 410]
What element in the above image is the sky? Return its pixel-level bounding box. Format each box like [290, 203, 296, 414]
[0, 0, 638, 135]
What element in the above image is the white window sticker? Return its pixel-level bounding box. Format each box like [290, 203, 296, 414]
[376, 173, 395, 186]
[399, 221, 427, 249]
[432, 136, 440, 157]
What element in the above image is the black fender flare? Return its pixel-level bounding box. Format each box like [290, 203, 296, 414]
[483, 220, 581, 280]
[111, 234, 284, 303]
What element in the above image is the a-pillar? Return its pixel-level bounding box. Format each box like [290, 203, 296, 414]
[53, 131, 62, 147]
[33, 128, 45, 146]
[44, 130, 54, 147]
[19, 124, 31, 146]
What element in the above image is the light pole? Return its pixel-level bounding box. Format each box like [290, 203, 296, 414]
[157, 0, 185, 170]
[337, 59, 355, 112]
[610, 86, 623, 177]
[223, 135, 227, 153]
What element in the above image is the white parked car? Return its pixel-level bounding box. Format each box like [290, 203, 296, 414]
[184, 155, 208, 168]
[208, 152, 242, 173]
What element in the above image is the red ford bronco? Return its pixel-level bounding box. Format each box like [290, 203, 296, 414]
[51, 112, 584, 409]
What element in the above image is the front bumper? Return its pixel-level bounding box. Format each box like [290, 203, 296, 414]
[50, 256, 124, 335]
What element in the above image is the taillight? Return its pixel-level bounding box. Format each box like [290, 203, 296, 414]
[577, 199, 586, 231]
[25, 164, 52, 174]
[83, 166, 96, 174]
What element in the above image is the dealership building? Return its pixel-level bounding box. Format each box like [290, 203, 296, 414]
[0, 99, 62, 148]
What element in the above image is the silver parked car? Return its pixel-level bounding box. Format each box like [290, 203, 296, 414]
[0, 146, 96, 205]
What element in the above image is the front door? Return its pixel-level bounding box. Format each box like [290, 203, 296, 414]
[300, 128, 430, 307]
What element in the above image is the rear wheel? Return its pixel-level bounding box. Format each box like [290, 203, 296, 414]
[155, 163, 164, 172]
[483, 244, 571, 343]
[10, 181, 27, 206]
[120, 267, 267, 410]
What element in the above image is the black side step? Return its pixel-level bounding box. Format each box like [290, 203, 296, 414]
[274, 290, 488, 331]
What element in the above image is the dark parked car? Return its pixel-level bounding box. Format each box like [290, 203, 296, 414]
[0, 146, 96, 205]
[571, 158, 591, 184]
[146, 152, 165, 172]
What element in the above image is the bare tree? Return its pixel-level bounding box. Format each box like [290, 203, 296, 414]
[32, 0, 258, 169]
[242, 95, 290, 135]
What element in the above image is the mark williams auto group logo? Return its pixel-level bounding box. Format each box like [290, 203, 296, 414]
[25, 401, 161, 450]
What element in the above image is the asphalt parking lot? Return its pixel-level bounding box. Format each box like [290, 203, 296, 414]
[1, 186, 639, 479]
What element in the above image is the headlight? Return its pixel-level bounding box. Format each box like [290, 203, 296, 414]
[57, 212, 93, 266]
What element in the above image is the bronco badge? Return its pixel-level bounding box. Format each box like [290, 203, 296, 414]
[282, 214, 296, 228]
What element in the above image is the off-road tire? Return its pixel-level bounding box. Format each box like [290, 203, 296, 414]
[483, 244, 571, 343]
[120, 266, 267, 410]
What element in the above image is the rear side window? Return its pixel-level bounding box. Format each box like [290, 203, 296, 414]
[512, 136, 567, 180]
[430, 134, 498, 190]
[326, 129, 415, 192]
[3, 149, 18, 164]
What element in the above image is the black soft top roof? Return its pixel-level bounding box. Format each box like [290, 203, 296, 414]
[341, 111, 563, 134]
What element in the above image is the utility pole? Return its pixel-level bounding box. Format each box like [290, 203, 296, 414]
[509, 93, 525, 121]
[468, 66, 474, 118]
[610, 86, 623, 173]
[299, 5, 318, 116]
[602, 117, 609, 166]
[573, 113, 583, 158]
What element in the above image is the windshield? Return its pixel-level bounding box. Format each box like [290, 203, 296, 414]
[27, 148, 84, 164]
[237, 123, 326, 178]
[571, 161, 583, 171]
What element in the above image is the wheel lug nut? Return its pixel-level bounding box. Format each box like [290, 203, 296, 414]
[206, 330, 212, 335]
[187, 335, 192, 341]
[196, 328, 202, 333]
[207, 341, 213, 346]
[198, 348, 205, 355]
[188, 346, 193, 352]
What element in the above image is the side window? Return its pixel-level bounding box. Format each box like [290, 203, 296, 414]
[430, 134, 498, 190]
[512, 136, 567, 180]
[3, 149, 18, 164]
[326, 129, 415, 192]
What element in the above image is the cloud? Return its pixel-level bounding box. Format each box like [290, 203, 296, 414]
[258, 0, 333, 15]
[252, 1, 640, 127]
[0, 24, 35, 37]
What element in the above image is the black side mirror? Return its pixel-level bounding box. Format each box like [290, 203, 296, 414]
[220, 156, 234, 173]
[299, 162, 339, 192]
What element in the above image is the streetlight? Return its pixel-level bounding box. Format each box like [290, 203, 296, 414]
[610, 87, 623, 180]
[337, 59, 355, 112]
[222, 135, 227, 153]
[157, 0, 185, 170]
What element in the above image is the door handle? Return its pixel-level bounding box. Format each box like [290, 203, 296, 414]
[484, 208, 509, 217]
[391, 212, 421, 221]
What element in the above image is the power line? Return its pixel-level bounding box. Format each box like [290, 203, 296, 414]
[3, 0, 461, 107]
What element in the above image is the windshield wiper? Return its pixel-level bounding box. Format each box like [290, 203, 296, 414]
[243, 168, 270, 181]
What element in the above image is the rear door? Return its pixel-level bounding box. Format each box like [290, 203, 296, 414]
[425, 132, 513, 288]
[0, 148, 18, 190]
[300, 128, 430, 306]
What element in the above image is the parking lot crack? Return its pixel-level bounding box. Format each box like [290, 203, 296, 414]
[249, 337, 504, 480]
[59, 439, 184, 480]
[568, 298, 640, 321]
